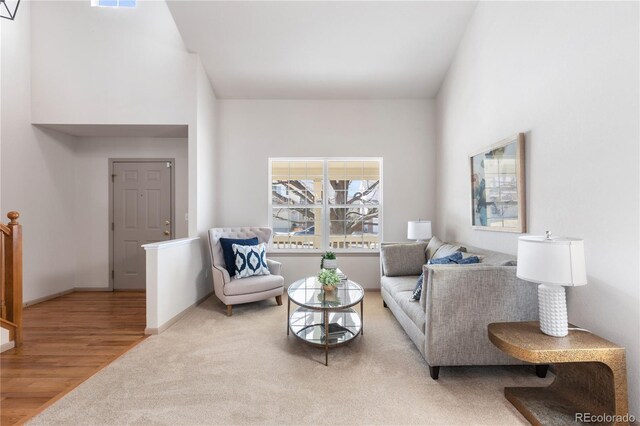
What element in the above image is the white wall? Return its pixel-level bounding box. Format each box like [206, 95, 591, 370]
[191, 61, 219, 283]
[73, 137, 189, 289]
[195, 61, 218, 236]
[1, 1, 79, 303]
[218, 100, 436, 287]
[144, 237, 210, 333]
[436, 1, 639, 416]
[1, 0, 218, 302]
[30, 0, 220, 239]
[30, 0, 195, 126]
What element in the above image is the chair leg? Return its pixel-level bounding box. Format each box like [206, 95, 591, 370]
[275, 295, 283, 306]
[226, 305, 233, 317]
[429, 366, 440, 380]
[536, 364, 549, 378]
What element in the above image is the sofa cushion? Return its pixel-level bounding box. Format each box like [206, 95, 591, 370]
[224, 274, 283, 296]
[394, 291, 426, 333]
[380, 243, 427, 277]
[380, 275, 420, 295]
[425, 236, 445, 260]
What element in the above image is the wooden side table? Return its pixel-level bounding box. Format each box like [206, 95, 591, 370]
[488, 321, 630, 426]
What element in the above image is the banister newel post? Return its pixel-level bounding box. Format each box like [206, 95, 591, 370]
[7, 211, 19, 225]
[5, 211, 23, 346]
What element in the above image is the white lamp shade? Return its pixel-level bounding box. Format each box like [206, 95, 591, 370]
[517, 236, 587, 286]
[407, 220, 432, 240]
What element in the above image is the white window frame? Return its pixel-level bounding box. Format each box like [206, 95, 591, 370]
[268, 157, 383, 254]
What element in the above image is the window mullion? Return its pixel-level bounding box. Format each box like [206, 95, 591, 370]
[323, 159, 329, 252]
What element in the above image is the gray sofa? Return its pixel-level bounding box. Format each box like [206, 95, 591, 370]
[380, 239, 539, 379]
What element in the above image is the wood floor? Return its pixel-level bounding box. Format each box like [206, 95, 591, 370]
[0, 291, 146, 426]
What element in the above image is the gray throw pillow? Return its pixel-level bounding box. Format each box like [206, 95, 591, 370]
[425, 236, 445, 260]
[381, 243, 427, 277]
[433, 242, 466, 259]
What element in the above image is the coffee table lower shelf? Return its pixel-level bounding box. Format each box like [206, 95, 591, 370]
[288, 307, 362, 365]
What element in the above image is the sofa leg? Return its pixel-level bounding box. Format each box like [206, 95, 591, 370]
[275, 295, 283, 306]
[429, 366, 440, 380]
[383, 300, 388, 308]
[226, 305, 233, 317]
[535, 364, 549, 378]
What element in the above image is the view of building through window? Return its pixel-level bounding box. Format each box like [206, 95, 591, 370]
[91, 0, 136, 8]
[270, 158, 381, 251]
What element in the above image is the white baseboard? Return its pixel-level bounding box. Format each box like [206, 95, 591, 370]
[1, 340, 15, 353]
[23, 287, 130, 307]
[74, 287, 112, 292]
[145, 291, 213, 335]
[23, 289, 75, 307]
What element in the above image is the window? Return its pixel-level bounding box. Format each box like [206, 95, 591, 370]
[269, 158, 382, 252]
[91, 0, 136, 8]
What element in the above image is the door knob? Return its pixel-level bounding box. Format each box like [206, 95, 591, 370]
[164, 230, 170, 236]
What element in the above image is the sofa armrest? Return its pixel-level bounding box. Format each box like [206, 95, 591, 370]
[266, 259, 283, 276]
[422, 264, 538, 366]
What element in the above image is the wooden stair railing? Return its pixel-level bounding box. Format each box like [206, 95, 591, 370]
[1, 211, 23, 347]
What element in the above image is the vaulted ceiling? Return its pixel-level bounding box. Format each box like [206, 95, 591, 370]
[167, 1, 477, 99]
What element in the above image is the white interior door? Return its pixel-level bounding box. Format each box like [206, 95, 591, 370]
[112, 161, 172, 290]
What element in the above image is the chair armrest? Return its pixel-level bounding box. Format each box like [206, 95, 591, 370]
[266, 259, 282, 276]
[212, 265, 231, 297]
[423, 264, 538, 365]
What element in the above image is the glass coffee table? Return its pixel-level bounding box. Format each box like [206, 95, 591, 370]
[287, 276, 364, 366]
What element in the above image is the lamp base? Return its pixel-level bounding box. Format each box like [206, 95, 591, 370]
[538, 284, 568, 337]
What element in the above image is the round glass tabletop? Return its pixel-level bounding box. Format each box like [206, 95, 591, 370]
[287, 276, 364, 311]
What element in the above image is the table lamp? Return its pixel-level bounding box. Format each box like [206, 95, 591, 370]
[407, 220, 432, 242]
[517, 231, 587, 337]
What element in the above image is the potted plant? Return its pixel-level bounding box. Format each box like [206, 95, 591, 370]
[318, 268, 341, 292]
[321, 251, 338, 270]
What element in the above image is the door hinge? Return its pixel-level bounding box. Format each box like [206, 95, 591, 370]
[166, 162, 172, 168]
[111, 174, 117, 182]
[111, 222, 114, 231]
[111, 270, 114, 280]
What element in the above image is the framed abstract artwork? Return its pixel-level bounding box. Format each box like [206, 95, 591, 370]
[470, 133, 526, 233]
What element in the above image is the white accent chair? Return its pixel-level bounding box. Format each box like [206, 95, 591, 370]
[207, 227, 284, 316]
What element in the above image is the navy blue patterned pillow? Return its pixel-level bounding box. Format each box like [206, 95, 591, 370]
[411, 273, 424, 301]
[232, 243, 270, 278]
[220, 237, 258, 276]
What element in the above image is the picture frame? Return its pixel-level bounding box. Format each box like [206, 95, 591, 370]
[470, 133, 526, 233]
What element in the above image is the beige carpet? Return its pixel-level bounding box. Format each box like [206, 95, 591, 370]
[29, 292, 550, 425]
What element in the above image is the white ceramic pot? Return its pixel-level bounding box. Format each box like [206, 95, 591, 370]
[323, 259, 338, 269]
